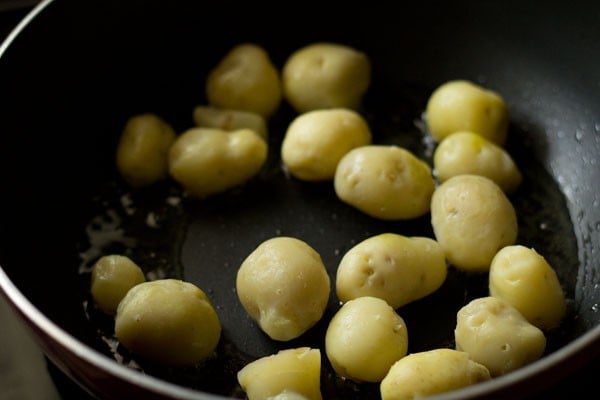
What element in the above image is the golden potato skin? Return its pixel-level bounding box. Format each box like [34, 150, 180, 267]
[236, 237, 331, 341]
[325, 296, 408, 383]
[336, 233, 447, 308]
[455, 296, 546, 376]
[425, 80, 509, 145]
[237, 347, 322, 400]
[115, 279, 221, 366]
[430, 174, 518, 271]
[281, 108, 372, 181]
[192, 105, 268, 140]
[489, 245, 566, 330]
[380, 349, 491, 400]
[334, 145, 435, 220]
[282, 42, 370, 113]
[115, 113, 176, 187]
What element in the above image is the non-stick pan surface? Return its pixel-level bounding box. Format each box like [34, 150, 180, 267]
[0, 0, 599, 399]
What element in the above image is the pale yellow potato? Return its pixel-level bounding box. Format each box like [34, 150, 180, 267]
[334, 145, 435, 220]
[380, 349, 491, 400]
[281, 108, 372, 181]
[430, 174, 518, 271]
[90, 255, 145, 315]
[115, 279, 221, 366]
[325, 296, 408, 383]
[455, 296, 546, 376]
[236, 237, 330, 341]
[192, 105, 268, 140]
[237, 347, 322, 400]
[336, 233, 447, 308]
[168, 127, 267, 198]
[489, 245, 566, 330]
[434, 131, 522, 192]
[115, 113, 176, 187]
[282, 42, 370, 113]
[206, 43, 282, 117]
[425, 80, 509, 145]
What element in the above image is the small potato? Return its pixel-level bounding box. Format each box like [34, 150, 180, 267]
[237, 347, 322, 400]
[336, 233, 447, 308]
[282, 42, 370, 113]
[236, 237, 330, 341]
[281, 108, 372, 181]
[115, 279, 221, 366]
[115, 113, 176, 187]
[206, 43, 282, 117]
[168, 127, 267, 198]
[325, 296, 408, 383]
[489, 245, 566, 330]
[192, 105, 268, 140]
[434, 131, 522, 192]
[334, 145, 435, 220]
[90, 255, 145, 315]
[380, 349, 491, 400]
[455, 296, 546, 376]
[430, 174, 518, 271]
[425, 80, 509, 145]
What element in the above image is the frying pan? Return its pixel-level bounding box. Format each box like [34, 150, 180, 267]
[0, 0, 599, 399]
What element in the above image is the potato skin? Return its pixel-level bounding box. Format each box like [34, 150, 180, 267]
[336, 233, 447, 308]
[430, 174, 518, 271]
[489, 245, 566, 330]
[236, 237, 331, 341]
[192, 105, 268, 140]
[380, 349, 491, 400]
[455, 296, 546, 376]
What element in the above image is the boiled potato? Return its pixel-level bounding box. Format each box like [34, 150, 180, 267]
[192, 105, 268, 140]
[334, 145, 435, 220]
[237, 347, 322, 400]
[168, 127, 267, 198]
[115, 113, 176, 187]
[430, 174, 518, 271]
[90, 254, 145, 315]
[325, 296, 408, 383]
[434, 131, 522, 192]
[425, 80, 509, 145]
[115, 279, 221, 366]
[281, 108, 372, 181]
[205, 43, 282, 117]
[489, 245, 566, 330]
[282, 42, 370, 113]
[236, 237, 330, 341]
[380, 349, 491, 400]
[336, 233, 447, 308]
[455, 296, 546, 376]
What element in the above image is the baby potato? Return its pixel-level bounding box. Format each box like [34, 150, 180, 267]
[336, 233, 447, 308]
[237, 347, 322, 400]
[430, 174, 518, 272]
[115, 279, 221, 367]
[192, 105, 268, 140]
[282, 42, 371, 113]
[434, 131, 522, 192]
[168, 127, 267, 198]
[334, 145, 435, 220]
[205, 43, 282, 117]
[236, 237, 330, 341]
[90, 254, 145, 315]
[325, 296, 408, 383]
[489, 245, 566, 330]
[425, 80, 509, 145]
[281, 108, 372, 181]
[115, 113, 176, 187]
[455, 296, 546, 376]
[380, 349, 491, 400]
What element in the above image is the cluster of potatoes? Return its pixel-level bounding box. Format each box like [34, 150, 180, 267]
[103, 41, 569, 400]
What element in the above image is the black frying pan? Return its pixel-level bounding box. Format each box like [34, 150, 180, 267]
[0, 0, 599, 399]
